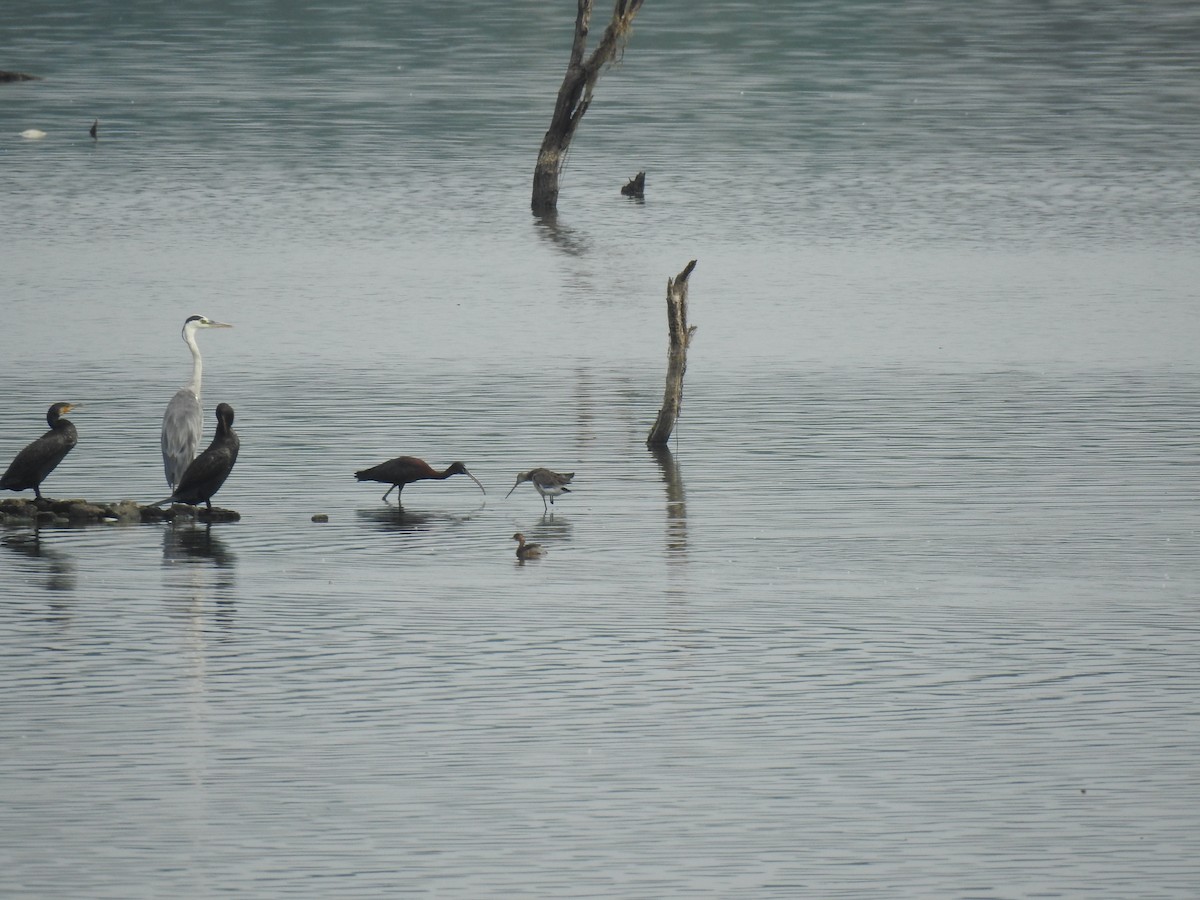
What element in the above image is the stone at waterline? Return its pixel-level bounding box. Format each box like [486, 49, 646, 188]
[0, 497, 240, 525]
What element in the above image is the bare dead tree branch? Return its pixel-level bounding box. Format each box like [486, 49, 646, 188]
[647, 260, 697, 447]
[532, 0, 646, 215]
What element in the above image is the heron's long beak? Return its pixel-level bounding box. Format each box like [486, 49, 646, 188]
[211, 321, 233, 328]
[466, 471, 486, 495]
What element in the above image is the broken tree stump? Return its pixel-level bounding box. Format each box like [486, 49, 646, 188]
[646, 260, 697, 448]
[531, 0, 646, 215]
[621, 171, 646, 198]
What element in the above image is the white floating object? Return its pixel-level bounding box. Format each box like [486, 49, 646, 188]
[20, 129, 47, 139]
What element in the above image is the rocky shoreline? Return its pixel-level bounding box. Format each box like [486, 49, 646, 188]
[0, 497, 240, 526]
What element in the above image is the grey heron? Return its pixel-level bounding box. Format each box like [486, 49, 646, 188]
[1, 402, 80, 500]
[159, 403, 239, 510]
[504, 468, 574, 512]
[161, 315, 231, 489]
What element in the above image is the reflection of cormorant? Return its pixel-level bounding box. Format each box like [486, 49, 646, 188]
[1, 402, 79, 500]
[160, 403, 239, 510]
[354, 456, 485, 504]
[162, 522, 236, 568]
[2, 529, 77, 593]
[161, 314, 232, 489]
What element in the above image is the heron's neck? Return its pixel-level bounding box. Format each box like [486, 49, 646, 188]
[184, 329, 203, 396]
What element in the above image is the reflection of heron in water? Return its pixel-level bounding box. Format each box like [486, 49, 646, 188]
[1, 402, 80, 500]
[2, 528, 77, 593]
[161, 315, 232, 489]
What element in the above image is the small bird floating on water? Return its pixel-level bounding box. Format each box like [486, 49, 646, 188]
[157, 402, 240, 511]
[1, 402, 80, 500]
[512, 532, 546, 560]
[505, 468, 574, 513]
[354, 456, 485, 503]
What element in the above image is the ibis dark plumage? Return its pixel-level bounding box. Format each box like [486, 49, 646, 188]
[1, 402, 80, 500]
[505, 468, 574, 512]
[160, 403, 239, 511]
[354, 456, 485, 503]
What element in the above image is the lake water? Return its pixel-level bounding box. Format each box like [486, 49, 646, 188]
[2, 2, 1199, 897]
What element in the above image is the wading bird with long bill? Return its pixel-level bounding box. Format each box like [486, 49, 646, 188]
[505, 468, 574, 513]
[162, 314, 232, 489]
[354, 456, 485, 503]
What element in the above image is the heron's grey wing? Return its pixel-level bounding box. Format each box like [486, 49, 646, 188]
[162, 389, 203, 488]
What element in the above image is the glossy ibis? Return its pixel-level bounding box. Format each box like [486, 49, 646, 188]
[354, 456, 485, 503]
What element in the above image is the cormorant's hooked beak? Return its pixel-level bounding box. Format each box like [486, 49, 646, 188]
[62, 403, 81, 413]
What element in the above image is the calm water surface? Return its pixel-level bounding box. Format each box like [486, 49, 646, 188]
[2, 2, 1199, 897]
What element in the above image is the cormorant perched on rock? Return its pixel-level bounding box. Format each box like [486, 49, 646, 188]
[1, 402, 79, 500]
[160, 403, 239, 511]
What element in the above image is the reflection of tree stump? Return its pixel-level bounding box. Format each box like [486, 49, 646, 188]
[647, 260, 697, 447]
[621, 171, 645, 198]
[650, 444, 688, 558]
[531, 0, 645, 216]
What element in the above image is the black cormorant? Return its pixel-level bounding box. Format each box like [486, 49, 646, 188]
[1, 402, 80, 500]
[161, 403, 239, 511]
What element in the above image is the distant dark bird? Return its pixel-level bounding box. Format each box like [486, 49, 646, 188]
[505, 468, 574, 512]
[159, 403, 239, 511]
[162, 314, 232, 489]
[1, 402, 80, 500]
[89, 119, 98, 139]
[512, 532, 546, 560]
[354, 456, 485, 503]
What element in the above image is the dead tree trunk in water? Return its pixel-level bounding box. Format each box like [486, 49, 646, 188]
[647, 260, 697, 448]
[531, 0, 645, 216]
